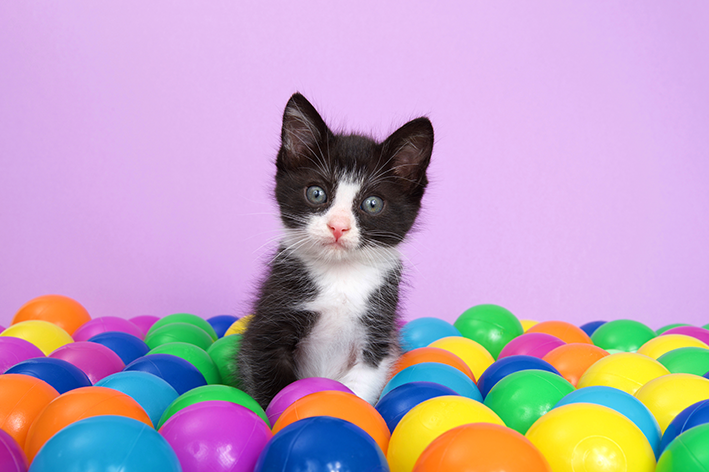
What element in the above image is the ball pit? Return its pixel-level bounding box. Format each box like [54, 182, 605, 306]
[637, 333, 709, 359]
[11, 294, 91, 336]
[477, 354, 561, 398]
[0, 337, 44, 373]
[453, 304, 523, 358]
[144, 322, 214, 350]
[0, 320, 73, 355]
[265, 377, 353, 426]
[0, 429, 28, 472]
[660, 399, 709, 454]
[590, 319, 657, 352]
[147, 313, 218, 342]
[381, 361, 482, 401]
[427, 335, 494, 380]
[129, 315, 160, 336]
[5, 358, 91, 394]
[148, 341, 222, 384]
[399, 316, 461, 351]
[656, 422, 709, 471]
[576, 352, 670, 395]
[207, 314, 238, 338]
[634, 373, 709, 433]
[375, 381, 458, 433]
[579, 320, 606, 336]
[391, 346, 475, 381]
[49, 341, 125, 383]
[124, 353, 207, 395]
[525, 320, 593, 344]
[72, 316, 144, 341]
[661, 325, 709, 345]
[206, 333, 242, 386]
[87, 331, 150, 365]
[498, 332, 566, 359]
[0, 374, 59, 448]
[542, 342, 609, 386]
[657, 346, 709, 376]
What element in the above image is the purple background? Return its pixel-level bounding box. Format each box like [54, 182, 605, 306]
[2, 2, 708, 330]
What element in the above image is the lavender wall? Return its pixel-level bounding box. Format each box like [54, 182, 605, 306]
[2, 2, 708, 329]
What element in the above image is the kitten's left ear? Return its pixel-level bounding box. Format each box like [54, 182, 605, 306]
[383, 117, 434, 192]
[278, 93, 331, 171]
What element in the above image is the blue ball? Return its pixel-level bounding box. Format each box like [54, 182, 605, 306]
[88, 331, 150, 365]
[477, 355, 561, 398]
[254, 416, 387, 472]
[123, 353, 206, 395]
[400, 317, 461, 351]
[661, 399, 709, 454]
[579, 320, 607, 337]
[95, 371, 179, 428]
[381, 362, 482, 402]
[375, 381, 458, 433]
[5, 358, 91, 394]
[207, 315, 238, 338]
[30, 416, 181, 472]
[556, 385, 662, 458]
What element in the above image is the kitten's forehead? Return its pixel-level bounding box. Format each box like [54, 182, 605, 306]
[332, 178, 363, 208]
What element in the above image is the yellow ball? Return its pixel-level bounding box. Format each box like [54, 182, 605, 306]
[577, 352, 670, 395]
[0, 320, 74, 355]
[387, 395, 504, 472]
[428, 336, 494, 381]
[637, 334, 709, 360]
[634, 373, 709, 434]
[526, 403, 655, 472]
[521, 319, 539, 332]
[224, 314, 253, 336]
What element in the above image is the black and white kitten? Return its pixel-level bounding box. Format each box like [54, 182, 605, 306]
[237, 93, 433, 408]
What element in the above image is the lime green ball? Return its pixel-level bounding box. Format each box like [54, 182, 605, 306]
[655, 323, 692, 335]
[147, 313, 218, 341]
[657, 347, 709, 376]
[591, 319, 656, 352]
[157, 384, 268, 429]
[148, 342, 222, 385]
[656, 422, 709, 471]
[207, 334, 242, 388]
[483, 369, 574, 434]
[145, 322, 214, 351]
[454, 304, 523, 359]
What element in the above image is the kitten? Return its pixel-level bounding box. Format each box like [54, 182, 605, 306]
[237, 93, 433, 408]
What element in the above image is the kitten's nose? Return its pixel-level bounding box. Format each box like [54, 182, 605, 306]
[328, 217, 351, 242]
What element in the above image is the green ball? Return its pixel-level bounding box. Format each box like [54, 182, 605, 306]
[454, 304, 523, 359]
[145, 322, 214, 351]
[657, 347, 709, 376]
[157, 384, 268, 429]
[483, 369, 574, 434]
[656, 323, 692, 335]
[656, 422, 709, 471]
[148, 342, 222, 385]
[147, 313, 218, 341]
[591, 319, 656, 352]
[207, 334, 242, 388]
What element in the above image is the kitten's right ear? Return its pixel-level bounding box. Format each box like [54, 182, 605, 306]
[278, 93, 330, 170]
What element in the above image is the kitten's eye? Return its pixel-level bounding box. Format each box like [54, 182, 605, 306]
[361, 196, 384, 215]
[306, 186, 327, 205]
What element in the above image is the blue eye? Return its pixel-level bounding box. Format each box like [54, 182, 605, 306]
[361, 196, 384, 215]
[306, 186, 327, 205]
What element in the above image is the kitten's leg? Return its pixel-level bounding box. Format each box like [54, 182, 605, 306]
[339, 354, 398, 404]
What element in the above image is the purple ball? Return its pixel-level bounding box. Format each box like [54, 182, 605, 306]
[159, 400, 272, 472]
[662, 326, 709, 346]
[265, 377, 354, 426]
[129, 316, 160, 337]
[498, 332, 566, 359]
[0, 429, 28, 472]
[49, 341, 125, 384]
[73, 317, 144, 341]
[0, 337, 45, 373]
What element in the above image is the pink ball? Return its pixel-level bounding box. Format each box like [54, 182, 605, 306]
[129, 315, 160, 336]
[159, 400, 272, 472]
[49, 341, 125, 383]
[72, 317, 144, 341]
[498, 332, 566, 359]
[265, 377, 354, 426]
[0, 429, 28, 472]
[0, 337, 45, 373]
[662, 326, 709, 346]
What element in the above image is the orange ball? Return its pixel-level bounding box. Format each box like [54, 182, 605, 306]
[542, 343, 610, 387]
[526, 320, 592, 345]
[272, 390, 390, 453]
[0, 374, 59, 448]
[24, 386, 152, 462]
[413, 423, 551, 472]
[391, 347, 476, 383]
[12, 294, 91, 336]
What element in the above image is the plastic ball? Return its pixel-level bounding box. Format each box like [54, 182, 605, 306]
[477, 355, 561, 398]
[660, 399, 709, 454]
[5, 358, 91, 394]
[375, 381, 459, 433]
[658, 346, 709, 376]
[255, 416, 388, 472]
[95, 371, 179, 428]
[454, 304, 523, 359]
[484, 369, 575, 434]
[520, 319, 539, 331]
[147, 313, 218, 340]
[400, 317, 461, 351]
[428, 335, 495, 381]
[388, 395, 504, 472]
[555, 385, 662, 458]
[273, 390, 390, 453]
[0, 374, 59, 448]
[526, 403, 656, 472]
[0, 337, 44, 373]
[225, 314, 253, 336]
[526, 320, 593, 344]
[656, 323, 692, 335]
[413, 423, 551, 472]
[207, 314, 238, 338]
[148, 342, 221, 384]
[87, 331, 150, 365]
[128, 315, 160, 336]
[590, 319, 656, 352]
[662, 325, 709, 345]
[30, 415, 180, 472]
[391, 346, 475, 381]
[25, 386, 153, 461]
[634, 373, 709, 434]
[73, 316, 144, 341]
[206, 333, 241, 387]
[542, 343, 610, 386]
[11, 294, 91, 336]
[577, 352, 670, 395]
[144, 322, 214, 350]
[637, 333, 709, 359]
[48, 341, 125, 383]
[498, 332, 566, 359]
[158, 384, 268, 428]
[124, 353, 207, 395]
[0, 320, 73, 355]
[0, 429, 28, 472]
[579, 320, 606, 337]
[656, 422, 709, 471]
[265, 377, 353, 426]
[160, 400, 272, 472]
[381, 362, 482, 401]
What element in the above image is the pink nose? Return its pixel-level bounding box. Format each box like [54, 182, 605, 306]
[328, 218, 351, 242]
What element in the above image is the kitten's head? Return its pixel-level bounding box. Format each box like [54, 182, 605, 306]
[274, 93, 433, 263]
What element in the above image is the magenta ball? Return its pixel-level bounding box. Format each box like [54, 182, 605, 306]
[73, 317, 144, 341]
[0, 429, 28, 472]
[265, 377, 354, 426]
[0, 337, 45, 373]
[662, 326, 709, 346]
[129, 316, 160, 336]
[49, 341, 125, 383]
[498, 332, 566, 359]
[159, 400, 272, 472]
